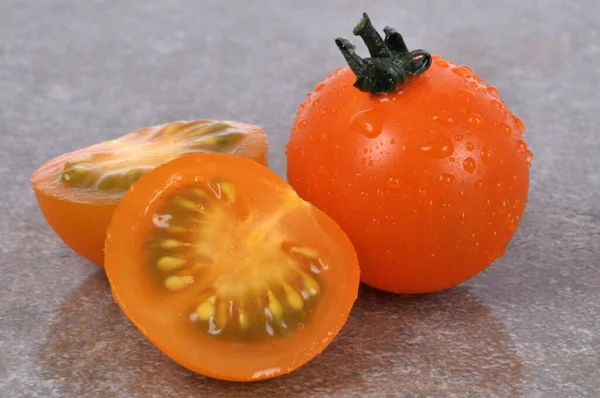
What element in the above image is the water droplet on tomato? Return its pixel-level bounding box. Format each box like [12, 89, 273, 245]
[465, 141, 475, 151]
[350, 108, 382, 138]
[481, 147, 493, 164]
[312, 98, 320, 107]
[516, 139, 528, 152]
[494, 181, 504, 193]
[298, 120, 307, 130]
[439, 173, 455, 184]
[459, 89, 475, 102]
[513, 115, 525, 134]
[463, 157, 476, 173]
[341, 84, 349, 92]
[435, 59, 450, 68]
[315, 82, 326, 92]
[362, 148, 368, 154]
[501, 123, 512, 137]
[490, 99, 504, 112]
[455, 134, 463, 141]
[432, 110, 455, 125]
[469, 81, 478, 89]
[420, 135, 454, 158]
[468, 113, 484, 129]
[525, 149, 533, 165]
[487, 85, 500, 98]
[387, 177, 400, 189]
[452, 65, 473, 78]
[474, 180, 483, 190]
[321, 109, 327, 115]
[389, 138, 395, 145]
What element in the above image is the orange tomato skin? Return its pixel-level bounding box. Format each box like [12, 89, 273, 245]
[286, 57, 531, 294]
[34, 190, 114, 266]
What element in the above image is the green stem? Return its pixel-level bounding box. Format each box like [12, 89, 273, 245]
[335, 13, 432, 94]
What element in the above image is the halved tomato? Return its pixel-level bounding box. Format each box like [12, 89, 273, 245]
[104, 153, 360, 381]
[31, 120, 267, 266]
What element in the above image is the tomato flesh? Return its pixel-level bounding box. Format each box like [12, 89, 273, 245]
[31, 120, 268, 266]
[105, 153, 359, 381]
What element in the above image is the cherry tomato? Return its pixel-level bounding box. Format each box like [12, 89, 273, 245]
[31, 120, 267, 266]
[104, 153, 360, 381]
[286, 14, 531, 294]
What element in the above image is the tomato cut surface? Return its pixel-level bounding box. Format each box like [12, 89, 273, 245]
[104, 153, 360, 381]
[31, 120, 267, 266]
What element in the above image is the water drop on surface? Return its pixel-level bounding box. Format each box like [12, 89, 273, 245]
[474, 180, 483, 189]
[463, 157, 476, 173]
[315, 82, 326, 92]
[298, 120, 307, 130]
[513, 116, 525, 134]
[525, 149, 533, 164]
[465, 141, 475, 151]
[435, 59, 450, 68]
[494, 182, 504, 193]
[468, 113, 485, 129]
[459, 89, 475, 102]
[439, 173, 455, 184]
[490, 99, 504, 112]
[452, 66, 473, 78]
[516, 139, 527, 152]
[420, 135, 454, 158]
[501, 123, 512, 137]
[433, 110, 455, 125]
[487, 86, 500, 98]
[481, 147, 493, 164]
[350, 108, 382, 138]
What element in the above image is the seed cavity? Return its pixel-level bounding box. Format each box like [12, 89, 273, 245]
[173, 196, 202, 212]
[59, 120, 250, 191]
[147, 179, 325, 340]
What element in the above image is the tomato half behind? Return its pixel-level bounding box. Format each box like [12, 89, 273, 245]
[31, 120, 267, 266]
[104, 153, 360, 381]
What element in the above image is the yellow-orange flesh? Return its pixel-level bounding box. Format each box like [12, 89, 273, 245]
[105, 153, 360, 381]
[31, 120, 268, 266]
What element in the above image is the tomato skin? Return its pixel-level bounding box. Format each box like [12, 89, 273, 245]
[286, 58, 531, 294]
[34, 190, 114, 266]
[105, 153, 360, 381]
[31, 120, 268, 266]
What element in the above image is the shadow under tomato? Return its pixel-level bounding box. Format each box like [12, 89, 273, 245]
[37, 271, 523, 397]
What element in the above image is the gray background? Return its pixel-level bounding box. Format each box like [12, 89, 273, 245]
[1, 0, 599, 397]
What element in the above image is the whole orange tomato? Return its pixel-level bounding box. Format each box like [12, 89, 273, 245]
[286, 13, 532, 294]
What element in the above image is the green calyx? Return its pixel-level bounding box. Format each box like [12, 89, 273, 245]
[335, 13, 432, 95]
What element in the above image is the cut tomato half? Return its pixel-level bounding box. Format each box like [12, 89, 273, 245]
[31, 120, 267, 266]
[104, 153, 360, 381]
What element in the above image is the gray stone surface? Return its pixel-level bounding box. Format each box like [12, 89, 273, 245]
[1, 0, 598, 396]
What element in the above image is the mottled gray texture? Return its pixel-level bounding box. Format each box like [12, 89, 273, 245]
[0, 0, 598, 397]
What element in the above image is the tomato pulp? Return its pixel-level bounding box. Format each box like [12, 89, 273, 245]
[104, 153, 360, 381]
[31, 120, 268, 266]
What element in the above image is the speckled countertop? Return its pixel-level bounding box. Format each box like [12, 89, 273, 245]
[1, 1, 598, 397]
